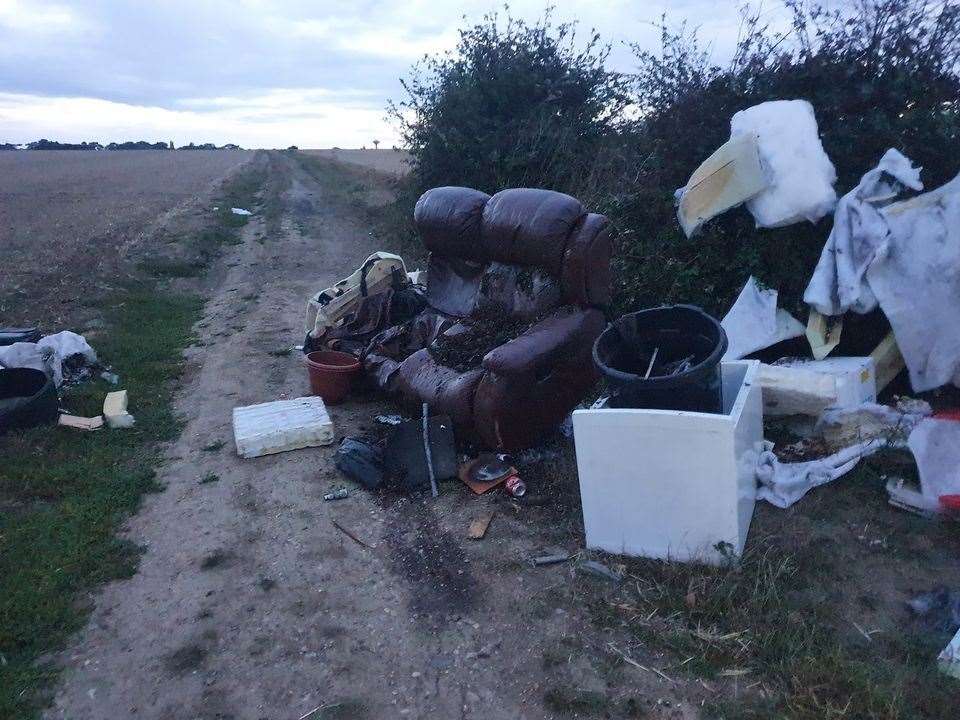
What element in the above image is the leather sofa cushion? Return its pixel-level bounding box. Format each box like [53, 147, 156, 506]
[414, 186, 490, 262]
[480, 189, 584, 275]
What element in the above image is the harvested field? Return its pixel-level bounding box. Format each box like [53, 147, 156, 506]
[0, 150, 252, 325]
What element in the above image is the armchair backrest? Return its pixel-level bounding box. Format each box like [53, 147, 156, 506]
[413, 186, 612, 319]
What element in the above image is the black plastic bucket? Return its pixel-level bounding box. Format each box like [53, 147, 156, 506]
[593, 305, 728, 412]
[0, 367, 59, 433]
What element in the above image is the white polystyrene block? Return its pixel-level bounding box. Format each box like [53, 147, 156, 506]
[759, 356, 876, 417]
[572, 361, 764, 565]
[233, 396, 334, 458]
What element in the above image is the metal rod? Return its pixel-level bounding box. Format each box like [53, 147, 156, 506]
[644, 346, 660, 379]
[422, 402, 438, 498]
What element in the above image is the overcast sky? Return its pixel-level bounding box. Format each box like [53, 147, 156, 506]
[0, 0, 793, 148]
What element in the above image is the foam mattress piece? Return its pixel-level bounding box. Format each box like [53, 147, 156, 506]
[233, 396, 334, 458]
[730, 99, 837, 228]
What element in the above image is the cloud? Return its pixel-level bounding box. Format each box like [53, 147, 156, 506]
[0, 0, 791, 147]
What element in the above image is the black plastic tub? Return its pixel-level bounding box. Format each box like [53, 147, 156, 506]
[0, 367, 59, 433]
[593, 305, 728, 412]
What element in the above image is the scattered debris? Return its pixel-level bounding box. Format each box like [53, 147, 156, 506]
[0, 330, 98, 387]
[103, 389, 135, 429]
[578, 560, 624, 583]
[232, 396, 334, 458]
[459, 454, 516, 495]
[99, 370, 120, 385]
[323, 488, 350, 501]
[230, 207, 252, 216]
[721, 277, 805, 360]
[375, 414, 403, 425]
[467, 513, 495, 540]
[58, 413, 104, 431]
[532, 553, 570, 567]
[334, 437, 386, 490]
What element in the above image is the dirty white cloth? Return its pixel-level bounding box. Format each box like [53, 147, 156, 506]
[907, 418, 960, 506]
[755, 437, 886, 508]
[0, 331, 97, 386]
[805, 150, 960, 391]
[721, 276, 805, 359]
[816, 399, 930, 446]
[804, 148, 923, 315]
[730, 100, 837, 228]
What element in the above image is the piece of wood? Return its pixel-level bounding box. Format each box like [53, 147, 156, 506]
[331, 520, 373, 549]
[870, 330, 906, 392]
[806, 309, 843, 360]
[58, 414, 104, 431]
[467, 513, 494, 540]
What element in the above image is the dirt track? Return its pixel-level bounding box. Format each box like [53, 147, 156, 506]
[41, 152, 700, 720]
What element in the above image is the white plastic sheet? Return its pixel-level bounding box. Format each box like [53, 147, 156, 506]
[721, 276, 805, 359]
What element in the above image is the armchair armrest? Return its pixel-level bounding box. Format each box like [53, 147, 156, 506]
[482, 307, 603, 375]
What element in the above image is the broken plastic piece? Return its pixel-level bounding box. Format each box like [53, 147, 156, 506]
[230, 207, 252, 216]
[676, 135, 767, 237]
[103, 390, 135, 429]
[721, 276, 804, 359]
[232, 396, 334, 458]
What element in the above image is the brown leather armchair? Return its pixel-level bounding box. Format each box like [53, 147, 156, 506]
[367, 186, 613, 451]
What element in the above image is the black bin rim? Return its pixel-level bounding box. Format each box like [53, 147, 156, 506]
[592, 304, 728, 389]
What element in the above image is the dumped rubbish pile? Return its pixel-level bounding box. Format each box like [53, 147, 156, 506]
[0, 327, 133, 434]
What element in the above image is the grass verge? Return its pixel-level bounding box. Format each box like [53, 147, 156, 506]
[0, 157, 268, 718]
[586, 461, 960, 719]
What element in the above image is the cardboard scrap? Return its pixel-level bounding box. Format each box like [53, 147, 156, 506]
[467, 513, 495, 540]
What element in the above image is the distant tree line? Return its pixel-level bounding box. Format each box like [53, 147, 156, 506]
[0, 139, 244, 151]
